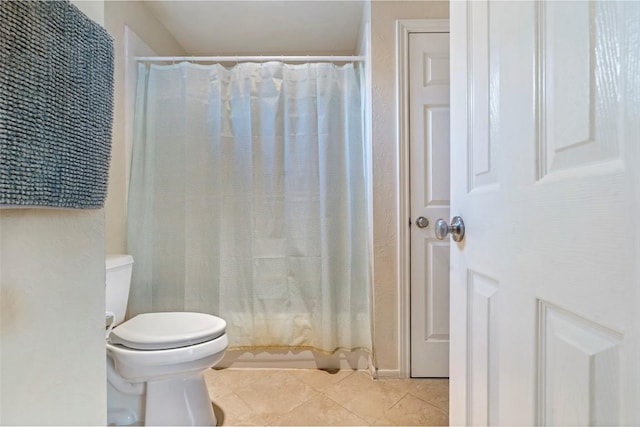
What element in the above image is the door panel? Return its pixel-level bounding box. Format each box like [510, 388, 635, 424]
[409, 32, 450, 378]
[468, 0, 498, 190]
[539, 1, 620, 175]
[467, 271, 499, 426]
[538, 302, 622, 426]
[450, 0, 639, 425]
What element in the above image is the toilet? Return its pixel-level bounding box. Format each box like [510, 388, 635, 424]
[105, 255, 228, 426]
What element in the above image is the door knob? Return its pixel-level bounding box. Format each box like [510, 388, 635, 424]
[435, 216, 465, 242]
[415, 217, 429, 228]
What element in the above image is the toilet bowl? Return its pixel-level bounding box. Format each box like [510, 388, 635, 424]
[105, 255, 228, 426]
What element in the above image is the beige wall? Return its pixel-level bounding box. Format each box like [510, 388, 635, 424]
[73, 0, 104, 26]
[0, 210, 106, 425]
[0, 4, 186, 424]
[370, 1, 449, 372]
[0, 3, 107, 425]
[104, 1, 187, 254]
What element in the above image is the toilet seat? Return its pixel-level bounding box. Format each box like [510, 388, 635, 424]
[109, 312, 226, 350]
[107, 333, 229, 382]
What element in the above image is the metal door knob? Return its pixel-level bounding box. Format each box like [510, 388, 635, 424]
[415, 217, 429, 228]
[435, 216, 465, 242]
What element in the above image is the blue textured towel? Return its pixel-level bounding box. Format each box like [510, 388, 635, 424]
[0, 0, 114, 209]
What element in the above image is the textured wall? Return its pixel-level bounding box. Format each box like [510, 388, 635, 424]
[73, 0, 104, 26]
[0, 4, 106, 425]
[104, 1, 187, 254]
[0, 210, 106, 425]
[370, 0, 449, 372]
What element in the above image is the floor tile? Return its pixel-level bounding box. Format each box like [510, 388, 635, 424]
[405, 378, 449, 413]
[322, 371, 409, 424]
[273, 394, 368, 426]
[293, 368, 356, 393]
[211, 391, 266, 426]
[205, 369, 237, 400]
[230, 369, 322, 418]
[373, 393, 448, 426]
[204, 368, 449, 427]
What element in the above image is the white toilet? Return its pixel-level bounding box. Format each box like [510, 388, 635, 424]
[105, 255, 228, 426]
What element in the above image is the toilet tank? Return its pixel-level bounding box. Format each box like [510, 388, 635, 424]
[105, 255, 134, 327]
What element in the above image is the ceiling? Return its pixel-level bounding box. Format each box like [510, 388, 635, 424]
[143, 1, 366, 56]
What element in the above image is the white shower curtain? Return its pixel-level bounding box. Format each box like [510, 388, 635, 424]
[127, 61, 371, 353]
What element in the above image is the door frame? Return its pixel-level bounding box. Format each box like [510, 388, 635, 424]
[397, 18, 449, 378]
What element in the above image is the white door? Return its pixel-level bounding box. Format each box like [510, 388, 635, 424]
[449, 1, 640, 425]
[409, 32, 450, 378]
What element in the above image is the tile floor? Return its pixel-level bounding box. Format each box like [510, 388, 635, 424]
[204, 368, 448, 426]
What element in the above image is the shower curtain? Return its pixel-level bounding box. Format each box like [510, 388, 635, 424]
[127, 61, 371, 353]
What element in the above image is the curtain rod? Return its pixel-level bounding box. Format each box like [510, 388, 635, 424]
[134, 55, 366, 63]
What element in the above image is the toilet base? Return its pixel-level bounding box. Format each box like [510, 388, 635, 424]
[145, 372, 216, 426]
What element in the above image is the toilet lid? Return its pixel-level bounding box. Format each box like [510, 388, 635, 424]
[109, 312, 226, 350]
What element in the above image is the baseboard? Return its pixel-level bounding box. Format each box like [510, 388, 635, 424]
[371, 369, 401, 379]
[218, 349, 370, 370]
